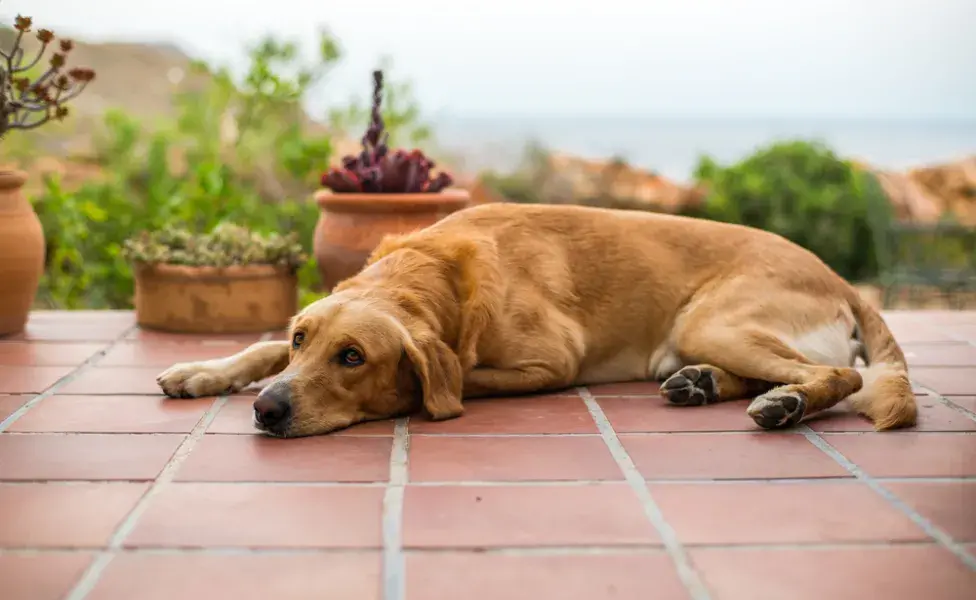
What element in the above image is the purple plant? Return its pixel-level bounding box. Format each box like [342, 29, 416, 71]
[321, 70, 452, 194]
[1, 13, 96, 140]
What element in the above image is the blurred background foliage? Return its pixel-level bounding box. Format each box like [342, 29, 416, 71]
[483, 139, 896, 282]
[6, 26, 969, 311]
[18, 30, 431, 309]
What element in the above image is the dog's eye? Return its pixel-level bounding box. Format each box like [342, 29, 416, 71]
[337, 347, 365, 367]
[291, 332, 305, 350]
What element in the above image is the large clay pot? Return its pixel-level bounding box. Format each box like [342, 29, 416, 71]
[0, 170, 45, 336]
[133, 263, 298, 333]
[312, 189, 471, 290]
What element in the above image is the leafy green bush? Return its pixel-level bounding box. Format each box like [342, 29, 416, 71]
[122, 223, 307, 269]
[692, 140, 891, 282]
[29, 32, 433, 310]
[31, 32, 331, 309]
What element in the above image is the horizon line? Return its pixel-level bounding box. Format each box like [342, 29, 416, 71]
[429, 112, 976, 122]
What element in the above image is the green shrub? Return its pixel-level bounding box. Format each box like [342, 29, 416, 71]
[29, 32, 431, 311]
[692, 140, 892, 282]
[122, 223, 307, 269]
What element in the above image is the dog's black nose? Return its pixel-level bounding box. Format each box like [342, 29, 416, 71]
[254, 383, 292, 428]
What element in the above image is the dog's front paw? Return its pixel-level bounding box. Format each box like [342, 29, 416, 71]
[156, 361, 237, 398]
[747, 388, 807, 429]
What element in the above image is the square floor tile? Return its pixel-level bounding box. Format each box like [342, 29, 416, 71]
[176, 435, 391, 482]
[403, 484, 657, 547]
[8, 311, 134, 342]
[600, 398, 762, 433]
[0, 483, 147, 547]
[587, 381, 661, 396]
[125, 483, 383, 548]
[88, 552, 381, 600]
[408, 437, 621, 482]
[410, 394, 596, 434]
[808, 397, 976, 432]
[0, 434, 183, 480]
[891, 329, 958, 344]
[822, 433, 976, 477]
[0, 365, 76, 393]
[206, 395, 395, 435]
[57, 367, 168, 395]
[406, 552, 688, 600]
[620, 433, 849, 480]
[912, 368, 976, 396]
[690, 545, 976, 600]
[0, 342, 106, 366]
[99, 341, 251, 367]
[0, 395, 28, 421]
[0, 553, 95, 600]
[7, 395, 214, 433]
[885, 481, 976, 541]
[949, 323, 976, 343]
[651, 482, 926, 544]
[124, 329, 264, 344]
[903, 343, 976, 367]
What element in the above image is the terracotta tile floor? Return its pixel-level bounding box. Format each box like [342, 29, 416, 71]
[0, 310, 974, 600]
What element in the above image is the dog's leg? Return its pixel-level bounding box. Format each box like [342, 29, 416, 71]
[661, 364, 774, 406]
[677, 327, 862, 428]
[157, 341, 290, 398]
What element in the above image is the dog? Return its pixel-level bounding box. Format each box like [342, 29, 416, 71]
[156, 203, 917, 437]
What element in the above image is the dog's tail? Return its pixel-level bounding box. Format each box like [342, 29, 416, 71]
[847, 295, 918, 431]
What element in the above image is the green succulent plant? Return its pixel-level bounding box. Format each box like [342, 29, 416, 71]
[122, 223, 307, 269]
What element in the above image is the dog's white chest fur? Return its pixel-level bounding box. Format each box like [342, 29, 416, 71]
[786, 321, 860, 367]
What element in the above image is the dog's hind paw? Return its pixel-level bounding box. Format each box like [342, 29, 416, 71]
[747, 389, 807, 429]
[661, 366, 719, 406]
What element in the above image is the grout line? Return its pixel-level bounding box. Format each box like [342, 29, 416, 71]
[382, 418, 409, 600]
[64, 395, 229, 600]
[0, 539, 953, 557]
[580, 387, 712, 600]
[800, 425, 976, 572]
[0, 326, 137, 432]
[4, 476, 976, 487]
[915, 384, 976, 423]
[3, 428, 974, 438]
[945, 400, 976, 422]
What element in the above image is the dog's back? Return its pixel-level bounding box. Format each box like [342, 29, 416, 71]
[426, 202, 856, 319]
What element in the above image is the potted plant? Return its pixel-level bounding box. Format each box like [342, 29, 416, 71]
[122, 224, 306, 334]
[314, 69, 470, 289]
[0, 12, 95, 335]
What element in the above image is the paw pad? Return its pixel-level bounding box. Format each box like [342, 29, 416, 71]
[747, 390, 807, 429]
[661, 366, 717, 406]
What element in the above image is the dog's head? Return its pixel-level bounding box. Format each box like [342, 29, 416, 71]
[252, 292, 463, 437]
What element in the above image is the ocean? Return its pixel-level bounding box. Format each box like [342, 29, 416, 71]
[430, 116, 976, 182]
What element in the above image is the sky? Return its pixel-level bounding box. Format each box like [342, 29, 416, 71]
[3, 0, 975, 119]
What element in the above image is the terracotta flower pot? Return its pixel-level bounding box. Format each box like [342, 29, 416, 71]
[0, 170, 46, 336]
[312, 189, 471, 290]
[133, 263, 298, 334]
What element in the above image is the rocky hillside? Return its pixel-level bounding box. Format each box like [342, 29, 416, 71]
[1, 26, 214, 155]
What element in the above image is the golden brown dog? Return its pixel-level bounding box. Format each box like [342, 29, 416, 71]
[157, 203, 917, 437]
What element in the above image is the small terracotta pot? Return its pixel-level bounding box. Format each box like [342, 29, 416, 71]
[0, 170, 46, 336]
[133, 263, 298, 333]
[313, 189, 471, 290]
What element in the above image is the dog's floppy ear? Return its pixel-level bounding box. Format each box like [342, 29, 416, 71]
[400, 330, 464, 420]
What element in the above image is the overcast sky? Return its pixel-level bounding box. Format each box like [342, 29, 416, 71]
[4, 0, 975, 119]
